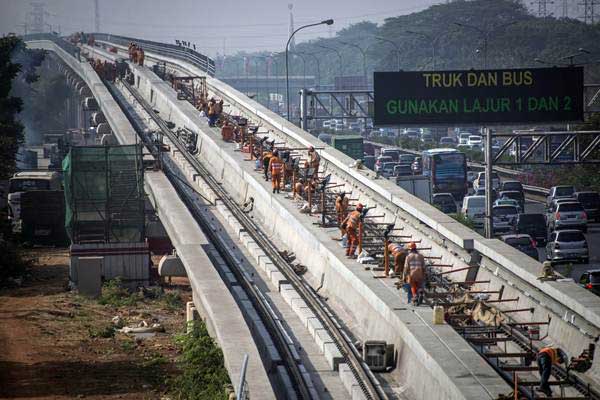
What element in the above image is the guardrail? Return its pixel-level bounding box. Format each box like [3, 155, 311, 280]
[21, 33, 81, 59]
[90, 33, 215, 77]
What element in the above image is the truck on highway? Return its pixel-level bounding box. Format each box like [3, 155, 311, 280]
[421, 148, 468, 200]
[395, 175, 432, 203]
[7, 171, 62, 232]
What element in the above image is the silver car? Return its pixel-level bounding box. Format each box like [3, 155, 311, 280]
[546, 229, 589, 264]
[547, 201, 588, 233]
[492, 205, 519, 234]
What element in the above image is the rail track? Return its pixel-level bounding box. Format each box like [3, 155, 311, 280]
[111, 77, 388, 400]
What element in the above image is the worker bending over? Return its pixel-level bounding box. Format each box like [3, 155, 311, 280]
[342, 203, 363, 258]
[262, 149, 273, 181]
[388, 242, 407, 277]
[537, 347, 566, 397]
[403, 242, 425, 305]
[269, 150, 284, 194]
[308, 146, 320, 178]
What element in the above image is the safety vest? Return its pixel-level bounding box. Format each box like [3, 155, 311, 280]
[346, 210, 361, 229]
[539, 347, 559, 365]
[270, 157, 284, 174]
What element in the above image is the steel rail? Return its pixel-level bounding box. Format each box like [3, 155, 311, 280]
[119, 77, 386, 400]
[116, 79, 314, 400]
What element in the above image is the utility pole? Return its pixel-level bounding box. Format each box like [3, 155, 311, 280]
[94, 0, 100, 32]
[531, 0, 553, 17]
[288, 4, 296, 51]
[562, 0, 569, 17]
[29, 2, 48, 33]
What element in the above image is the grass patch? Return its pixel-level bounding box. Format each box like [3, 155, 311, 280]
[163, 291, 183, 310]
[88, 324, 115, 338]
[170, 321, 231, 400]
[450, 213, 476, 230]
[98, 278, 142, 307]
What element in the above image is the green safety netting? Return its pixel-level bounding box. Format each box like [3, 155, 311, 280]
[63, 145, 144, 243]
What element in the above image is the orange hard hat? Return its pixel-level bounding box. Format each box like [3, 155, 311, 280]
[408, 242, 417, 250]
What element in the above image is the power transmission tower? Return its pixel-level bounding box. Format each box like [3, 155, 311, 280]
[94, 0, 100, 32]
[531, 0, 554, 16]
[580, 0, 599, 23]
[28, 2, 50, 33]
[563, 0, 569, 17]
[288, 3, 295, 51]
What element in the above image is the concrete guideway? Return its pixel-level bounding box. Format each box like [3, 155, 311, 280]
[120, 54, 511, 399]
[25, 39, 277, 399]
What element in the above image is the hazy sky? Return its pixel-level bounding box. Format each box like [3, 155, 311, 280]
[0, 0, 443, 56]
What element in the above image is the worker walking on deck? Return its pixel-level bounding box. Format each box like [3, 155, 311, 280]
[269, 150, 284, 194]
[403, 242, 425, 305]
[536, 347, 566, 397]
[342, 203, 363, 258]
[335, 192, 349, 238]
[308, 146, 320, 178]
[388, 243, 407, 277]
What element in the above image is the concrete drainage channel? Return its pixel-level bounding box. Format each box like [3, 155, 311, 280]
[114, 78, 383, 400]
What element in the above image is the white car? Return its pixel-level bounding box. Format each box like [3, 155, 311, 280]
[473, 171, 501, 192]
[459, 132, 472, 145]
[462, 195, 486, 227]
[468, 135, 483, 146]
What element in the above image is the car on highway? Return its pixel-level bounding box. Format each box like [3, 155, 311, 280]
[574, 191, 600, 222]
[474, 187, 497, 201]
[500, 180, 524, 193]
[467, 135, 483, 147]
[458, 132, 472, 145]
[393, 164, 413, 177]
[578, 269, 600, 295]
[432, 193, 457, 214]
[516, 213, 547, 246]
[492, 205, 519, 234]
[467, 171, 477, 186]
[375, 156, 393, 172]
[498, 190, 525, 211]
[381, 162, 398, 178]
[411, 157, 422, 175]
[439, 137, 456, 146]
[494, 198, 521, 212]
[546, 185, 576, 209]
[398, 154, 416, 165]
[462, 195, 486, 227]
[403, 128, 420, 140]
[500, 234, 539, 260]
[421, 133, 434, 144]
[473, 171, 501, 192]
[546, 229, 589, 264]
[547, 201, 588, 233]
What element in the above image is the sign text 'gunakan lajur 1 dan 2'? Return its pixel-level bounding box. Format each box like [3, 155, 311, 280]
[373, 67, 583, 125]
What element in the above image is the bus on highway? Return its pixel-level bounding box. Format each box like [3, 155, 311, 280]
[421, 148, 468, 200]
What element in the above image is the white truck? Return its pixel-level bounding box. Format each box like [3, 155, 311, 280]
[395, 175, 432, 203]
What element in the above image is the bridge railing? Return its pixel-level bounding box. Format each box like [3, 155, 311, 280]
[90, 33, 215, 77]
[20, 33, 81, 59]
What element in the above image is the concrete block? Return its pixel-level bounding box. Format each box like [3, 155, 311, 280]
[277, 366, 298, 400]
[280, 286, 301, 306]
[270, 271, 289, 289]
[77, 256, 102, 298]
[306, 317, 324, 339]
[263, 263, 278, 277]
[240, 300, 261, 323]
[323, 342, 343, 371]
[352, 385, 368, 400]
[339, 363, 359, 395]
[224, 272, 238, 285]
[296, 307, 315, 327]
[290, 298, 308, 313]
[298, 364, 315, 389]
[265, 344, 283, 369]
[231, 285, 249, 301]
[315, 328, 334, 352]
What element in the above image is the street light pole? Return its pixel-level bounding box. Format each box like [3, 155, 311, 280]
[299, 51, 321, 88]
[375, 36, 400, 71]
[286, 19, 334, 121]
[317, 44, 343, 81]
[405, 30, 437, 70]
[338, 40, 367, 79]
[292, 52, 307, 89]
[453, 21, 519, 69]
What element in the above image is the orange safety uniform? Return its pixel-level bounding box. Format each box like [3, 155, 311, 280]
[403, 251, 425, 297]
[269, 156, 284, 192]
[342, 209, 362, 257]
[335, 195, 349, 225]
[388, 243, 407, 275]
[538, 347, 561, 365]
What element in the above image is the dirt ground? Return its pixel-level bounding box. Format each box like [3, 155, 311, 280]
[0, 248, 192, 400]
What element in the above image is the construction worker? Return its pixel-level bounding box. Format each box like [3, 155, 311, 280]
[342, 203, 363, 258]
[138, 47, 145, 66]
[536, 346, 567, 397]
[335, 192, 349, 238]
[262, 148, 273, 181]
[308, 146, 320, 178]
[388, 242, 407, 277]
[207, 99, 217, 127]
[269, 150, 284, 194]
[403, 242, 425, 305]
